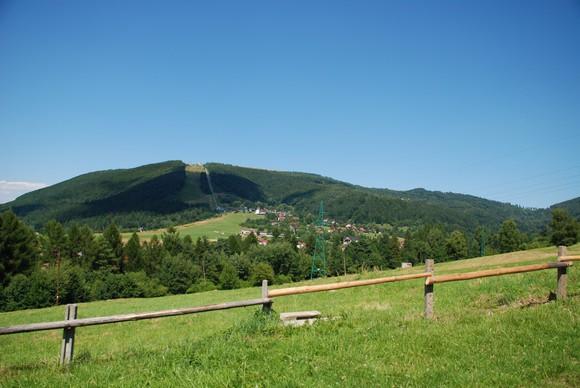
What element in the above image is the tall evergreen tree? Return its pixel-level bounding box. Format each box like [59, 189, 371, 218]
[103, 224, 123, 270]
[549, 208, 578, 246]
[124, 233, 143, 272]
[0, 210, 37, 284]
[497, 219, 521, 253]
[42, 220, 69, 266]
[446, 230, 468, 260]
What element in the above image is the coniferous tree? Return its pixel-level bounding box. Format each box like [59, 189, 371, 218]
[446, 230, 468, 260]
[43, 220, 69, 265]
[103, 224, 123, 271]
[143, 235, 166, 276]
[549, 209, 578, 246]
[0, 210, 37, 284]
[124, 233, 143, 272]
[161, 227, 182, 256]
[497, 219, 522, 253]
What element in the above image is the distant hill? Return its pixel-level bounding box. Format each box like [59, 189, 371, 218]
[0, 160, 557, 232]
[551, 197, 580, 218]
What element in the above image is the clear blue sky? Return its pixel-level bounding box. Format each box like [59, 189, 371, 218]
[1, 1, 579, 207]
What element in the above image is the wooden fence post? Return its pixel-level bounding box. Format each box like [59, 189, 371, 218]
[557, 246, 568, 300]
[60, 304, 78, 366]
[262, 280, 272, 313]
[424, 259, 434, 319]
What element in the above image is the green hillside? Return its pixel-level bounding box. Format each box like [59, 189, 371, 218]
[0, 245, 578, 386]
[1, 161, 554, 231]
[552, 196, 580, 218]
[123, 212, 263, 242]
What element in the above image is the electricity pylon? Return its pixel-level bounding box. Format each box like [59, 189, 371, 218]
[310, 200, 327, 279]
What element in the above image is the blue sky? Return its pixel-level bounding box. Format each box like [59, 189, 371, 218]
[1, 0, 579, 207]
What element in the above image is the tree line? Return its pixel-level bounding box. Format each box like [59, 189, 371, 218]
[0, 208, 577, 312]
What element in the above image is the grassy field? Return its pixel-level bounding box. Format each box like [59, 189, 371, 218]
[0, 245, 578, 387]
[122, 212, 263, 242]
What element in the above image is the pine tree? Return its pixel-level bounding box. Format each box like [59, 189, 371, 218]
[124, 233, 143, 272]
[0, 211, 37, 284]
[497, 219, 521, 253]
[549, 208, 579, 246]
[103, 224, 123, 271]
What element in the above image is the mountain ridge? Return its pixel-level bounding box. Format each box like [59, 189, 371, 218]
[1, 160, 568, 232]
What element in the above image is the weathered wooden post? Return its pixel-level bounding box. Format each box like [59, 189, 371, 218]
[262, 280, 272, 313]
[424, 259, 434, 319]
[557, 246, 568, 300]
[60, 304, 78, 366]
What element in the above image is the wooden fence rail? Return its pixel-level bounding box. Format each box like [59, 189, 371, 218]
[0, 246, 575, 366]
[560, 255, 580, 262]
[0, 297, 272, 366]
[425, 262, 571, 285]
[267, 272, 430, 298]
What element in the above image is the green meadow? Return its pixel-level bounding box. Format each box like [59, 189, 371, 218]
[0, 245, 578, 387]
[122, 212, 263, 242]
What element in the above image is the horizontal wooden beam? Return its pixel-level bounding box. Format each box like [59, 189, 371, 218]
[426, 262, 572, 285]
[560, 255, 580, 262]
[268, 273, 430, 298]
[0, 298, 271, 336]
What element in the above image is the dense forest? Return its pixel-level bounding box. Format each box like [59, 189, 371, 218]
[0, 161, 558, 232]
[1, 208, 578, 312]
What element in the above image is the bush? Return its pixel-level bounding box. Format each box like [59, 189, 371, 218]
[3, 274, 32, 311]
[187, 279, 217, 294]
[28, 271, 56, 308]
[91, 273, 142, 300]
[219, 262, 240, 290]
[250, 262, 275, 286]
[274, 274, 292, 285]
[158, 255, 198, 294]
[127, 271, 168, 297]
[61, 265, 89, 304]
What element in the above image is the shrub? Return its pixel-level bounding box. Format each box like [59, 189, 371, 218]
[91, 273, 142, 300]
[219, 262, 240, 290]
[250, 262, 275, 286]
[187, 279, 217, 294]
[3, 274, 32, 311]
[127, 271, 168, 297]
[158, 255, 198, 294]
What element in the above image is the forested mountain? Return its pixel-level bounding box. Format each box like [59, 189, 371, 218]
[0, 160, 556, 232]
[551, 197, 580, 218]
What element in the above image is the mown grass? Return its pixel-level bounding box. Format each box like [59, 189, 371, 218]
[122, 212, 263, 242]
[0, 245, 578, 387]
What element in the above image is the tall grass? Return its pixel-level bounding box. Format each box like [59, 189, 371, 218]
[0, 245, 578, 386]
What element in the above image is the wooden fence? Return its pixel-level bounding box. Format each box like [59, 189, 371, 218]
[0, 246, 575, 366]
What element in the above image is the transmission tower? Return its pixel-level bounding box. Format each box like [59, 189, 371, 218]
[310, 200, 327, 279]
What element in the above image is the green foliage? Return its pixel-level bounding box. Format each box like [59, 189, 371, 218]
[549, 208, 579, 246]
[90, 273, 142, 300]
[250, 262, 275, 286]
[103, 224, 123, 264]
[2, 274, 32, 311]
[126, 271, 168, 298]
[158, 255, 198, 294]
[124, 233, 143, 272]
[1, 161, 554, 233]
[497, 219, 522, 253]
[0, 244, 578, 386]
[446, 230, 468, 260]
[550, 196, 580, 218]
[218, 262, 239, 290]
[0, 210, 37, 284]
[92, 236, 119, 272]
[187, 279, 217, 293]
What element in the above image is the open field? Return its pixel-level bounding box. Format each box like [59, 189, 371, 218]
[122, 212, 263, 241]
[0, 244, 579, 386]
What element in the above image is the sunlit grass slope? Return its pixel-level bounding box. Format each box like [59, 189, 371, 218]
[0, 244, 578, 387]
[122, 212, 263, 241]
